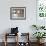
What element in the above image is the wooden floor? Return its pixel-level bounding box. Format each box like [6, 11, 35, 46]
[0, 42, 46, 46]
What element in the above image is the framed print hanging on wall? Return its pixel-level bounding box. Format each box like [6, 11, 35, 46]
[37, 0, 46, 18]
[10, 7, 26, 20]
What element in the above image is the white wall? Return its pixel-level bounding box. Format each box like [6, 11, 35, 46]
[0, 0, 37, 42]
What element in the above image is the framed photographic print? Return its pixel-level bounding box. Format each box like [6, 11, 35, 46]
[36, 0, 46, 26]
[37, 0, 46, 18]
[10, 7, 26, 20]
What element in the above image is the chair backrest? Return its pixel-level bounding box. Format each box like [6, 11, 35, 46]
[18, 33, 29, 42]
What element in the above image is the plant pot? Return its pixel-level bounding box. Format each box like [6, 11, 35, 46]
[37, 39, 40, 43]
[40, 38, 45, 43]
[37, 39, 45, 44]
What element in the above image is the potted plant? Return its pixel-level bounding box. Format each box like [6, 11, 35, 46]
[33, 32, 46, 43]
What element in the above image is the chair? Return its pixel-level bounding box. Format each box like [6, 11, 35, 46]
[18, 33, 30, 46]
[4, 33, 18, 46]
[4, 27, 19, 46]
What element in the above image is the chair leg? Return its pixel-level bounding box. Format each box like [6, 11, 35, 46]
[4, 41, 7, 46]
[4, 33, 7, 46]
